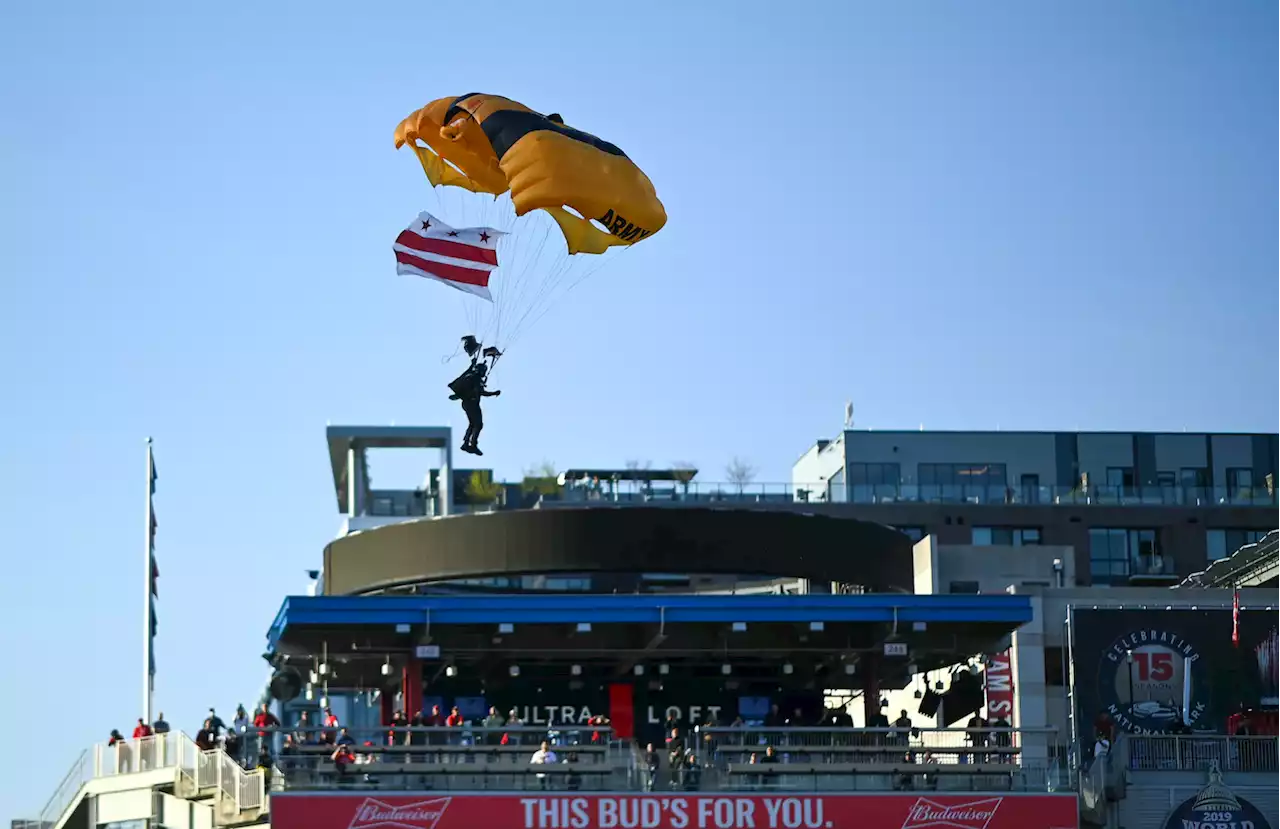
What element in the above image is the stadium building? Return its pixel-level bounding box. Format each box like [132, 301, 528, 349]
[19, 425, 1278, 829]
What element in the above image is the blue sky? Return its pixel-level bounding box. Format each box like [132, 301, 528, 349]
[0, 0, 1275, 818]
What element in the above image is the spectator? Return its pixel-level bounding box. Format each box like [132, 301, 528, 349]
[666, 728, 685, 789]
[504, 709, 524, 746]
[682, 753, 701, 790]
[232, 705, 250, 736]
[207, 708, 227, 736]
[446, 706, 465, 727]
[108, 729, 131, 774]
[483, 706, 504, 745]
[388, 710, 407, 746]
[133, 718, 153, 739]
[153, 713, 170, 734]
[224, 728, 242, 764]
[759, 745, 778, 764]
[642, 743, 660, 791]
[530, 740, 557, 790]
[892, 710, 913, 749]
[196, 719, 218, 751]
[256, 745, 273, 790]
[764, 704, 784, 728]
[332, 744, 356, 783]
[320, 707, 339, 744]
[963, 714, 987, 764]
[294, 712, 313, 745]
[336, 728, 355, 746]
[279, 734, 299, 774]
[254, 703, 281, 756]
[1093, 730, 1111, 765]
[588, 714, 611, 745]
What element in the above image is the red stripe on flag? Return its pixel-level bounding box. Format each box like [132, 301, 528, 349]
[396, 251, 492, 288]
[395, 230, 498, 266]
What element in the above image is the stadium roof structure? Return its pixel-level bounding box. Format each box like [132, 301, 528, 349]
[264, 592, 1033, 692]
[1178, 529, 1279, 589]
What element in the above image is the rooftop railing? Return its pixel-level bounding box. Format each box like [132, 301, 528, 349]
[559, 482, 1276, 508]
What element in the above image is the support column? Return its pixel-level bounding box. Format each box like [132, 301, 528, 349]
[380, 690, 394, 727]
[402, 656, 423, 717]
[862, 653, 881, 725]
[1011, 590, 1050, 767]
[347, 444, 359, 519]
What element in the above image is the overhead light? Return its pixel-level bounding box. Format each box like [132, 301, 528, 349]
[809, 622, 824, 632]
[319, 695, 329, 708]
[319, 662, 330, 676]
[721, 664, 731, 675]
[844, 664, 855, 675]
[576, 622, 592, 633]
[381, 658, 392, 676]
[445, 666, 456, 678]
[304, 684, 314, 701]
[658, 664, 669, 675]
[571, 664, 582, 676]
[509, 665, 520, 677]
[634, 665, 645, 676]
[309, 671, 319, 684]
[731, 622, 747, 632]
[783, 663, 794, 675]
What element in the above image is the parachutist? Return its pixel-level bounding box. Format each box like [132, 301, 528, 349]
[452, 362, 501, 455]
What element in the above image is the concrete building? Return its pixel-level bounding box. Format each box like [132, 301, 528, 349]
[792, 429, 1278, 587]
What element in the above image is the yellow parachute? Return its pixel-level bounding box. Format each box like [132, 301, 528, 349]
[394, 94, 667, 255]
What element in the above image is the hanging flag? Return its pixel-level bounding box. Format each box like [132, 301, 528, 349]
[394, 212, 505, 301]
[146, 440, 159, 684]
[1232, 589, 1240, 648]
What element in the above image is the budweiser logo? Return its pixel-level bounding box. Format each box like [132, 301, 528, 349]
[349, 798, 452, 829]
[902, 797, 1003, 829]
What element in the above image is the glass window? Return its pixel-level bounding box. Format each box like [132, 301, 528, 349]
[1156, 471, 1176, 487]
[848, 463, 900, 486]
[1206, 528, 1271, 561]
[1180, 467, 1208, 488]
[1089, 528, 1161, 584]
[918, 463, 1007, 487]
[972, 526, 1042, 546]
[1106, 467, 1135, 491]
[1226, 468, 1254, 495]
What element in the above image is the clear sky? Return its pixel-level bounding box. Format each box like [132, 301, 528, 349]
[0, 0, 1275, 818]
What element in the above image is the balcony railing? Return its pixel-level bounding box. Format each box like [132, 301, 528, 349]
[260, 724, 1068, 794]
[561, 482, 1276, 508]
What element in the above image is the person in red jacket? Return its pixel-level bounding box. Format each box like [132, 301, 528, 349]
[446, 706, 465, 727]
[133, 718, 153, 739]
[253, 702, 281, 758]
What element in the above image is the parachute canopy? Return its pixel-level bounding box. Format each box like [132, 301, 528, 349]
[394, 93, 666, 255]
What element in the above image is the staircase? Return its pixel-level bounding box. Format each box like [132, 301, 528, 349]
[24, 732, 268, 829]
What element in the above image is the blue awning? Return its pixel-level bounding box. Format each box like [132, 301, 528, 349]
[267, 593, 1033, 652]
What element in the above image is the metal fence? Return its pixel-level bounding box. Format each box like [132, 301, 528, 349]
[1126, 735, 1277, 773]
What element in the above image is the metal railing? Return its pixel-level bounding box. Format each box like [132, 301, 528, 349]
[26, 732, 263, 829]
[1126, 735, 1277, 773]
[558, 481, 1277, 508]
[260, 725, 1069, 793]
[697, 726, 1050, 761]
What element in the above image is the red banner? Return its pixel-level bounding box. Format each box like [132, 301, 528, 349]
[272, 792, 1079, 829]
[984, 650, 1016, 724]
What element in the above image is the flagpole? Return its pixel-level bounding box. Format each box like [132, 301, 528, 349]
[144, 437, 154, 724]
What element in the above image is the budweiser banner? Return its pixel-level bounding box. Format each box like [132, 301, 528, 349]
[272, 792, 1079, 829]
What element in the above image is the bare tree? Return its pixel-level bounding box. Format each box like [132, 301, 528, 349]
[725, 456, 757, 491]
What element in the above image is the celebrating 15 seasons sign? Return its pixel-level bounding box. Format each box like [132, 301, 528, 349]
[1072, 608, 1272, 735]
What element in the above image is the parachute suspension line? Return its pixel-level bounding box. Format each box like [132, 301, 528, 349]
[503, 243, 635, 353]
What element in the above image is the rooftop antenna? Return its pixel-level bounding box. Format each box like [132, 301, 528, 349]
[844, 401, 855, 428]
[919, 423, 924, 431]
